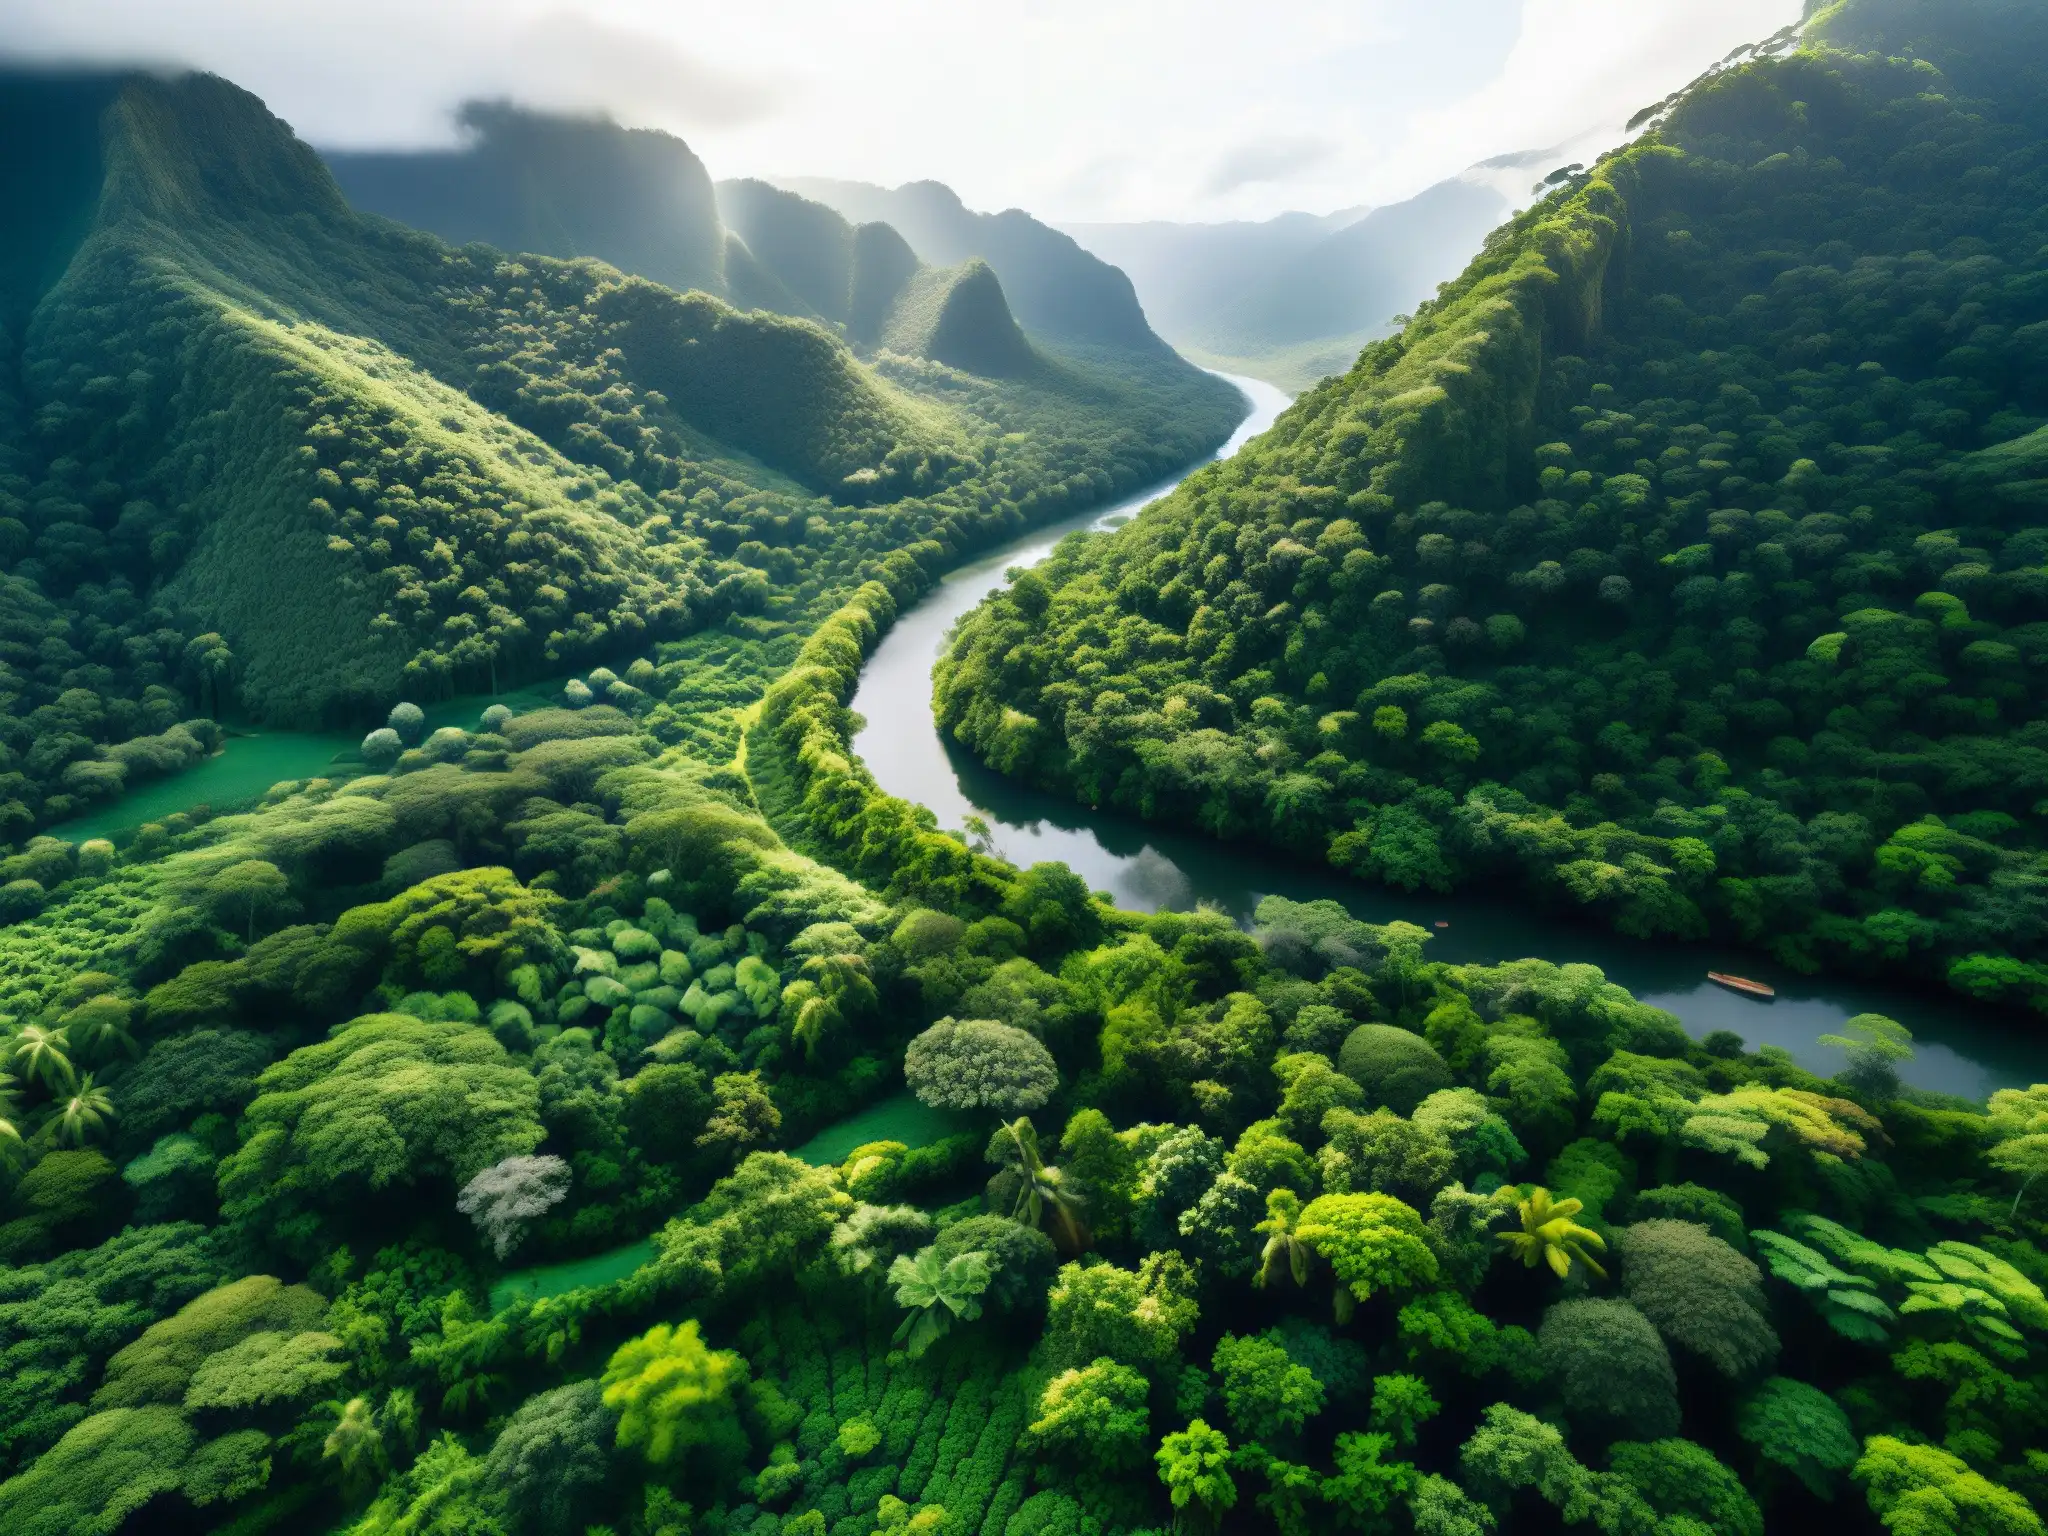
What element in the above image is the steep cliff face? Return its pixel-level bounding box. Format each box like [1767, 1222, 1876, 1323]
[326, 103, 728, 296]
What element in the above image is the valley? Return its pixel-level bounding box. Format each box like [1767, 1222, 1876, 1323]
[0, 5, 2046, 1536]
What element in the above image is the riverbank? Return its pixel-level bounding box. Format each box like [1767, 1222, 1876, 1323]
[846, 372, 2048, 1100]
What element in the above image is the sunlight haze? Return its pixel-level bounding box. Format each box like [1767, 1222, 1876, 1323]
[1, 0, 1801, 221]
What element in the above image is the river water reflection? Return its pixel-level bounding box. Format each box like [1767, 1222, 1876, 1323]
[851, 374, 2048, 1101]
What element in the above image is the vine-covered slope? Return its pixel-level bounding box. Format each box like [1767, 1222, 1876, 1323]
[0, 68, 1241, 839]
[938, 0, 2048, 1009]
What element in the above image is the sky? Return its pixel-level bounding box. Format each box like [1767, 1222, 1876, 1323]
[0, 0, 1804, 224]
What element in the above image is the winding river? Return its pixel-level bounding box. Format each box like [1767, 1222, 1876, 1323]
[851, 375, 2048, 1100]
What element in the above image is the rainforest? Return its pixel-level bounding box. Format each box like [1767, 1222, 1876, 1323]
[0, 1, 2045, 1535]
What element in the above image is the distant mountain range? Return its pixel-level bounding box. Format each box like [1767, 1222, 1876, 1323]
[325, 110, 1169, 371]
[1063, 153, 1563, 392]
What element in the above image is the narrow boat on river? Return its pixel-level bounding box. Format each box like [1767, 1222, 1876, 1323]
[1707, 971, 1776, 999]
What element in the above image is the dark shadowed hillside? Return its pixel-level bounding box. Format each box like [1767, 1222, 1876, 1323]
[325, 102, 728, 297]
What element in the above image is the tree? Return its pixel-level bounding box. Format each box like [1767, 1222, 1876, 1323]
[1338, 1025, 1452, 1114]
[1027, 1357, 1150, 1471]
[1853, 1436, 2043, 1536]
[904, 1017, 1058, 1114]
[1408, 1474, 1496, 1536]
[832, 1203, 937, 1279]
[1318, 1107, 1456, 1206]
[1986, 1085, 2048, 1217]
[930, 1214, 1055, 1313]
[1368, 1374, 1439, 1448]
[1538, 1298, 1680, 1442]
[321, 1396, 387, 1498]
[204, 860, 294, 942]
[1211, 1333, 1324, 1441]
[888, 1244, 992, 1357]
[1818, 1013, 1914, 1100]
[457, 1155, 571, 1259]
[218, 1014, 545, 1242]
[987, 1118, 1086, 1251]
[61, 997, 138, 1066]
[1296, 1193, 1438, 1321]
[1737, 1377, 1859, 1500]
[1323, 1431, 1417, 1531]
[95, 1276, 327, 1408]
[0, 1406, 193, 1536]
[600, 1321, 746, 1467]
[11, 1025, 73, 1094]
[1134, 1127, 1225, 1250]
[1043, 1253, 1198, 1373]
[1273, 1053, 1364, 1141]
[1498, 1186, 1606, 1280]
[183, 1328, 346, 1412]
[1255, 1188, 1314, 1291]
[696, 1072, 781, 1159]
[387, 702, 426, 745]
[1156, 1419, 1235, 1530]
[55, 1074, 115, 1147]
[1618, 1219, 1778, 1378]
[483, 1380, 616, 1536]
[1412, 1088, 1525, 1181]
[1608, 1438, 1762, 1536]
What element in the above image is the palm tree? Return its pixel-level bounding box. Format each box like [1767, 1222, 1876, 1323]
[992, 1117, 1087, 1251]
[1498, 1186, 1607, 1280]
[321, 1396, 387, 1497]
[0, 1070, 21, 1149]
[887, 1245, 992, 1357]
[1253, 1188, 1313, 1290]
[63, 996, 138, 1065]
[56, 1074, 114, 1147]
[11, 1025, 73, 1094]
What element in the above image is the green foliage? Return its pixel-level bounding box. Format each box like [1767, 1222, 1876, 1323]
[888, 1245, 992, 1357]
[1538, 1298, 1681, 1442]
[1608, 1439, 1762, 1536]
[483, 1379, 616, 1536]
[935, 3, 2048, 1004]
[94, 1275, 326, 1409]
[1737, 1377, 1859, 1500]
[1618, 1219, 1779, 1378]
[1210, 1332, 1324, 1441]
[600, 1319, 746, 1467]
[0, 1405, 193, 1536]
[1498, 1186, 1607, 1280]
[1854, 1435, 2044, 1536]
[1338, 1025, 1453, 1115]
[1367, 1373, 1440, 1449]
[1296, 1192, 1438, 1320]
[1155, 1418, 1235, 1525]
[219, 1012, 544, 1250]
[903, 1016, 1056, 1113]
[1026, 1357, 1150, 1472]
[1043, 1252, 1198, 1373]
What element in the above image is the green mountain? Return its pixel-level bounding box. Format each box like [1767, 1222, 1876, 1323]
[938, 0, 2048, 1011]
[325, 102, 728, 297]
[776, 175, 1170, 352]
[1067, 172, 1514, 392]
[2, 15, 2047, 1536]
[0, 68, 1242, 840]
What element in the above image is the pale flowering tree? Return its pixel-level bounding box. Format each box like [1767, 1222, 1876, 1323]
[458, 1154, 571, 1259]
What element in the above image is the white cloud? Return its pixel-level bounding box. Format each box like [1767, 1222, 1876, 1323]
[0, 0, 1804, 222]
